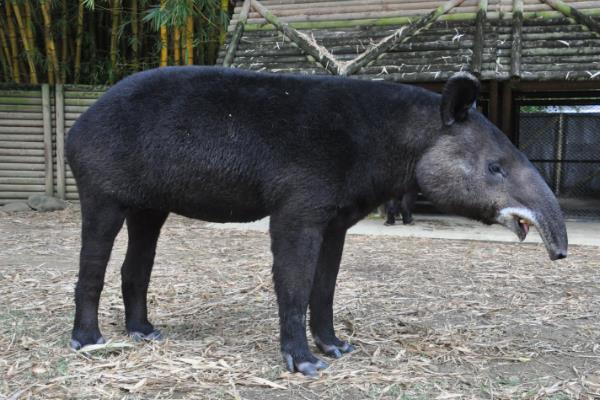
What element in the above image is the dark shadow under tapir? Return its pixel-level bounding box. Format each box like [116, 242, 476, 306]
[66, 67, 568, 377]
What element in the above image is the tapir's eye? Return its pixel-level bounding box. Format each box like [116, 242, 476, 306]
[488, 162, 507, 178]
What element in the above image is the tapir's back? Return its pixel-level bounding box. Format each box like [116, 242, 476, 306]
[66, 67, 423, 220]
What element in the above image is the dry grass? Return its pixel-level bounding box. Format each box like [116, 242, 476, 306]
[1, 207, 599, 399]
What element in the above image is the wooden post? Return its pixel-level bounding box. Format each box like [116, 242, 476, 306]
[488, 80, 498, 127]
[501, 81, 513, 141]
[471, 0, 487, 76]
[510, 0, 523, 78]
[554, 113, 564, 196]
[42, 84, 53, 196]
[224, 0, 251, 67]
[55, 84, 65, 200]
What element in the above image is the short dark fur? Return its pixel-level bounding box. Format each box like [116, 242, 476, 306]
[67, 67, 566, 376]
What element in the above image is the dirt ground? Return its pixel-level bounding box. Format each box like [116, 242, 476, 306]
[1, 207, 599, 399]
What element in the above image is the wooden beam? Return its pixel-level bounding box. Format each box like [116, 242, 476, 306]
[223, 0, 251, 67]
[471, 0, 487, 76]
[514, 80, 600, 92]
[55, 84, 65, 200]
[488, 79, 499, 127]
[510, 0, 523, 78]
[342, 0, 467, 75]
[250, 0, 342, 74]
[41, 84, 53, 196]
[540, 0, 600, 35]
[501, 81, 514, 141]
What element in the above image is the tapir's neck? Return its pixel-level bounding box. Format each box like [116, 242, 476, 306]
[376, 87, 442, 199]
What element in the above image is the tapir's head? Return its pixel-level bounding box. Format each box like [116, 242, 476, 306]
[416, 72, 568, 260]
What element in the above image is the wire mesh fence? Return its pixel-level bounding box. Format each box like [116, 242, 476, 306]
[519, 104, 600, 219]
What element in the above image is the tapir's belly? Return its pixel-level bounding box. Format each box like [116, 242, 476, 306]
[113, 167, 271, 223]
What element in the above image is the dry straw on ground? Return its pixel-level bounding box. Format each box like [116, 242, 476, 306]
[1, 208, 599, 399]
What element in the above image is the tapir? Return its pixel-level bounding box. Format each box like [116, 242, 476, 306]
[66, 67, 568, 376]
[382, 187, 418, 225]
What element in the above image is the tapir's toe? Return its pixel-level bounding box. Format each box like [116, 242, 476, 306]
[69, 336, 105, 351]
[129, 329, 163, 342]
[315, 337, 355, 359]
[282, 352, 328, 378]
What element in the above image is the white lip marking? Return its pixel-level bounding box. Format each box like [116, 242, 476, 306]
[498, 207, 539, 227]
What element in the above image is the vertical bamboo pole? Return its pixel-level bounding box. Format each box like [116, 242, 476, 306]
[61, 0, 67, 83]
[160, 0, 168, 67]
[44, 35, 56, 86]
[11, 1, 37, 83]
[42, 84, 53, 196]
[2, 6, 19, 82]
[24, 0, 34, 53]
[55, 84, 65, 200]
[510, 0, 523, 78]
[186, 0, 194, 65]
[0, 18, 13, 79]
[39, 0, 54, 84]
[471, 0, 487, 75]
[89, 6, 96, 77]
[173, 26, 181, 65]
[131, 0, 139, 70]
[109, 0, 121, 82]
[74, 0, 84, 83]
[0, 45, 8, 80]
[219, 0, 228, 44]
[40, 0, 60, 84]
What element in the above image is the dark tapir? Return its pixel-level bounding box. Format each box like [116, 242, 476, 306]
[382, 187, 418, 225]
[66, 67, 568, 376]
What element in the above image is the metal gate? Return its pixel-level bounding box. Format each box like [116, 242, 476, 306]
[517, 100, 600, 219]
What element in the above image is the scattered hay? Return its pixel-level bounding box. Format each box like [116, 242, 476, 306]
[1, 207, 599, 399]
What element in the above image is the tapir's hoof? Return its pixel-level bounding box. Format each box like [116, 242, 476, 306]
[315, 337, 355, 359]
[282, 352, 328, 378]
[384, 221, 395, 226]
[129, 329, 163, 342]
[403, 220, 414, 225]
[69, 336, 105, 350]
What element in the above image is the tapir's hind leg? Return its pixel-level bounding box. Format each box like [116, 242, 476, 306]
[121, 209, 168, 341]
[384, 199, 398, 226]
[270, 215, 327, 377]
[71, 196, 125, 350]
[309, 227, 355, 358]
[400, 191, 417, 225]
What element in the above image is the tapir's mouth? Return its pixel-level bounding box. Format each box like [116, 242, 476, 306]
[517, 217, 532, 240]
[496, 206, 567, 260]
[496, 207, 537, 242]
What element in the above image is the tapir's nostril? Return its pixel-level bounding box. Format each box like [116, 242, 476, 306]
[554, 251, 567, 260]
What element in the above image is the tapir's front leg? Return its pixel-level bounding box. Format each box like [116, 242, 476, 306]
[270, 215, 327, 377]
[309, 226, 355, 358]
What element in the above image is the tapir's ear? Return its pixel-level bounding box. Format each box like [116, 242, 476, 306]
[440, 72, 480, 126]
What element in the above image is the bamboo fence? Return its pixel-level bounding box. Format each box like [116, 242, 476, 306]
[0, 84, 105, 204]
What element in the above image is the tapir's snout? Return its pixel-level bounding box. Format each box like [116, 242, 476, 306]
[496, 180, 568, 261]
